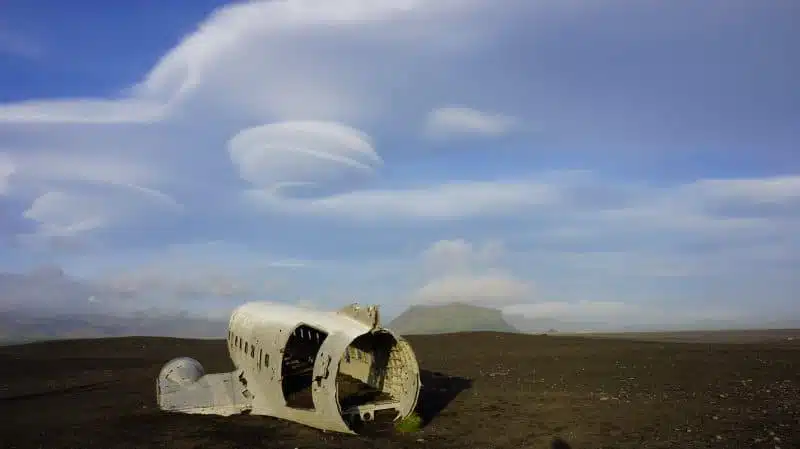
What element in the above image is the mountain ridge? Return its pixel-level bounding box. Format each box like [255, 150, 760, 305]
[388, 302, 518, 335]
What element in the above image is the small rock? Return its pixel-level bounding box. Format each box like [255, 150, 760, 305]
[416, 438, 425, 443]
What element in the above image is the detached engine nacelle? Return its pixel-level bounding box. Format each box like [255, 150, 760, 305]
[159, 357, 205, 387]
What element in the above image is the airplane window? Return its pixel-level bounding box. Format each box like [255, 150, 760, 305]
[251, 345, 255, 358]
[264, 353, 269, 367]
[245, 341, 248, 353]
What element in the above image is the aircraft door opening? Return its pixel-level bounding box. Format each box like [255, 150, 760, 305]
[281, 324, 328, 409]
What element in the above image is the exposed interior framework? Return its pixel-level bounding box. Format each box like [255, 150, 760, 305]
[281, 324, 328, 409]
[336, 330, 417, 429]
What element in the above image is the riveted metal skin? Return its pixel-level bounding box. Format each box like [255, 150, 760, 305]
[157, 301, 421, 434]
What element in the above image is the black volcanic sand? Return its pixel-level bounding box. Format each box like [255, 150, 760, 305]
[1, 332, 798, 449]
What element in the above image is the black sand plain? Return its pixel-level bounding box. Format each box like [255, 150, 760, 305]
[1, 330, 798, 449]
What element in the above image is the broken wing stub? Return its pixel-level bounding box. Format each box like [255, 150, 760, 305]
[156, 301, 421, 434]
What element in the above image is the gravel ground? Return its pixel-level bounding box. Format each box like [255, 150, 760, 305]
[0, 332, 797, 449]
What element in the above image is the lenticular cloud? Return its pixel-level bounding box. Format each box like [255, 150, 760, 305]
[227, 121, 382, 196]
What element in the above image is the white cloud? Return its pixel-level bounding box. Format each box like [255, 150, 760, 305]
[20, 184, 182, 243]
[683, 176, 800, 205]
[0, 98, 169, 124]
[241, 169, 800, 227]
[2, 149, 181, 245]
[0, 0, 489, 125]
[105, 269, 251, 299]
[425, 106, 518, 137]
[538, 172, 800, 244]
[11, 152, 163, 188]
[228, 121, 381, 190]
[413, 272, 531, 306]
[422, 238, 504, 274]
[0, 0, 509, 240]
[94, 241, 300, 300]
[7, 153, 180, 217]
[23, 191, 110, 238]
[537, 250, 714, 278]
[246, 179, 560, 221]
[411, 238, 532, 306]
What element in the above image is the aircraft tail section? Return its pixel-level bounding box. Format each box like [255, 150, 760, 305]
[157, 357, 252, 415]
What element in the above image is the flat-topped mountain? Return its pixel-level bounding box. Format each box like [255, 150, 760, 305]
[388, 302, 518, 335]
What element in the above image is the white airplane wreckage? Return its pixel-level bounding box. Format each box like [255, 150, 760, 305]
[156, 302, 422, 434]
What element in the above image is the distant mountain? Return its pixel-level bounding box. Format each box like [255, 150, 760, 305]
[388, 303, 518, 335]
[0, 310, 228, 345]
[0, 266, 109, 316]
[0, 267, 228, 344]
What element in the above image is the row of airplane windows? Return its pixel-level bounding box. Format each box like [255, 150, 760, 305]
[229, 330, 270, 368]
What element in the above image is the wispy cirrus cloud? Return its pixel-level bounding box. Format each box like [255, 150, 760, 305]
[424, 106, 519, 138]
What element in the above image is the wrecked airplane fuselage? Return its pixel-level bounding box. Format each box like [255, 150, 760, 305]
[156, 302, 421, 434]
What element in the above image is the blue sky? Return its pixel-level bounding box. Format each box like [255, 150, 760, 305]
[1, 0, 798, 326]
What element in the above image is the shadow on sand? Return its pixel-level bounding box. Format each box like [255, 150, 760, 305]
[415, 369, 473, 427]
[550, 437, 572, 449]
[344, 369, 472, 436]
[415, 371, 572, 449]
